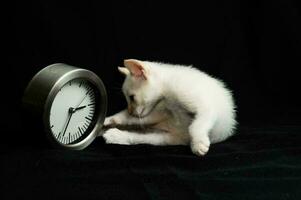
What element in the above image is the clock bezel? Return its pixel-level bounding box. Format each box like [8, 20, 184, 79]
[42, 66, 107, 150]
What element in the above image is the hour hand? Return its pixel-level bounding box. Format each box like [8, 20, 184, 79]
[73, 105, 86, 112]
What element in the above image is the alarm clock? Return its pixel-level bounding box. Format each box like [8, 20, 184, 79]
[23, 63, 107, 150]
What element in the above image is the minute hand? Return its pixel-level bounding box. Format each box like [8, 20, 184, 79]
[62, 108, 74, 137]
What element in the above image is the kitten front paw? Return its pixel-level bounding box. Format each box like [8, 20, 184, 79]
[191, 141, 210, 156]
[103, 128, 131, 145]
[104, 117, 118, 127]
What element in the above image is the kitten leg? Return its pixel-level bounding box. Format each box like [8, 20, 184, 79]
[103, 128, 189, 146]
[103, 110, 129, 127]
[189, 113, 214, 156]
[104, 109, 167, 127]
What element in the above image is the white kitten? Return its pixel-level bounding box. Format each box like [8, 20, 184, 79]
[101, 59, 237, 156]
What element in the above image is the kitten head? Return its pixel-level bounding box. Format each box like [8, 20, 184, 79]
[118, 59, 163, 117]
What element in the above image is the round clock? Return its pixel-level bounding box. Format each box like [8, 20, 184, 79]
[23, 63, 107, 150]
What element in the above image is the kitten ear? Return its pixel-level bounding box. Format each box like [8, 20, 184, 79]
[124, 59, 147, 80]
[118, 67, 130, 76]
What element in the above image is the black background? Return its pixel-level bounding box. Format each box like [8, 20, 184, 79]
[3, 1, 301, 199]
[6, 1, 301, 135]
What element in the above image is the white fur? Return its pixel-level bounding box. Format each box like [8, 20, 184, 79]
[101, 59, 237, 156]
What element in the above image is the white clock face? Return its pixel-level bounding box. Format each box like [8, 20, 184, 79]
[49, 79, 97, 145]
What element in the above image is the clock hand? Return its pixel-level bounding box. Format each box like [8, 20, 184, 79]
[62, 107, 74, 137]
[74, 90, 90, 109]
[73, 105, 86, 112]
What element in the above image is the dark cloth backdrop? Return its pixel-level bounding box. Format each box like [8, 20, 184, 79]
[3, 1, 301, 199]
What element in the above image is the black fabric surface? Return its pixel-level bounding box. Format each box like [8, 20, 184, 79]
[3, 0, 301, 199]
[3, 125, 301, 200]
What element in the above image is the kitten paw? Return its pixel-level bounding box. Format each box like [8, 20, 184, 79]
[104, 117, 118, 127]
[191, 141, 210, 156]
[103, 128, 131, 145]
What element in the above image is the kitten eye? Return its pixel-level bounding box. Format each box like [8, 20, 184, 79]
[129, 95, 135, 102]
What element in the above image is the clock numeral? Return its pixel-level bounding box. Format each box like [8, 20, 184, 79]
[78, 127, 83, 135]
[86, 89, 93, 95]
[57, 132, 62, 140]
[76, 131, 80, 140]
[79, 81, 83, 88]
[90, 95, 95, 100]
[51, 125, 54, 129]
[85, 116, 92, 121]
[88, 92, 95, 98]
